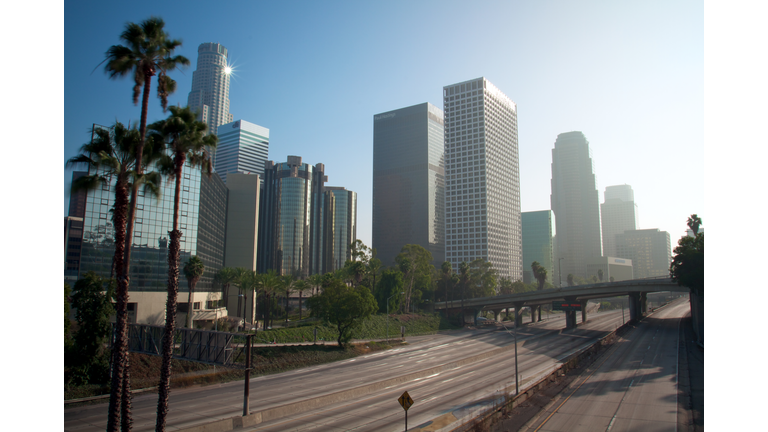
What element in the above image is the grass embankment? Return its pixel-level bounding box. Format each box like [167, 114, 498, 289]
[65, 312, 459, 402]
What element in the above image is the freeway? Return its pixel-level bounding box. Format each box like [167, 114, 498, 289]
[64, 305, 638, 432]
[518, 299, 690, 432]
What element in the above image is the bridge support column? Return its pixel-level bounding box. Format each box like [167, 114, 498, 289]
[581, 300, 587, 324]
[530, 305, 537, 323]
[514, 302, 524, 328]
[564, 297, 577, 329]
[629, 293, 640, 321]
[492, 309, 503, 322]
[537, 305, 542, 322]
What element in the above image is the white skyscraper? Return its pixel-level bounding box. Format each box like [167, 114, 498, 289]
[601, 185, 639, 258]
[444, 77, 521, 281]
[215, 120, 270, 184]
[187, 42, 233, 137]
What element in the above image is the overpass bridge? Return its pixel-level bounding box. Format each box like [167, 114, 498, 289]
[433, 277, 687, 328]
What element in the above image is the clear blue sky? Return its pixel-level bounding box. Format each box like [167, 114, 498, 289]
[64, 0, 703, 248]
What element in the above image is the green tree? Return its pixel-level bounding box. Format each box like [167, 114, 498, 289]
[307, 278, 378, 347]
[498, 277, 514, 295]
[567, 274, 575, 287]
[183, 256, 205, 328]
[469, 258, 497, 297]
[395, 244, 434, 312]
[148, 105, 216, 431]
[375, 268, 405, 312]
[65, 283, 73, 351]
[530, 261, 548, 291]
[670, 232, 704, 297]
[103, 18, 188, 432]
[259, 270, 281, 329]
[68, 272, 116, 386]
[597, 269, 604, 282]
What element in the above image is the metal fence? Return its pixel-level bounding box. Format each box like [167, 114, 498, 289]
[112, 324, 249, 368]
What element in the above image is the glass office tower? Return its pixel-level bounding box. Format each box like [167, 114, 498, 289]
[77, 161, 228, 292]
[550, 131, 602, 279]
[444, 78, 521, 281]
[323, 187, 357, 273]
[372, 102, 445, 267]
[257, 156, 326, 277]
[521, 210, 554, 284]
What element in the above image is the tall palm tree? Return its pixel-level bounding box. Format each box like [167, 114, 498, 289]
[233, 267, 249, 321]
[687, 214, 702, 236]
[148, 106, 216, 432]
[103, 18, 188, 432]
[183, 256, 205, 328]
[531, 262, 547, 291]
[281, 274, 296, 325]
[67, 122, 163, 432]
[597, 269, 604, 282]
[214, 267, 238, 309]
[293, 279, 309, 320]
[260, 270, 281, 329]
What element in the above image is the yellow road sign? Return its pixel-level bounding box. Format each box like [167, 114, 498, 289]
[398, 391, 414, 411]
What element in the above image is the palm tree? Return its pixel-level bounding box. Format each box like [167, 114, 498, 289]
[67, 122, 163, 432]
[148, 105, 216, 432]
[687, 214, 702, 236]
[237, 270, 259, 328]
[103, 18, 188, 432]
[293, 279, 309, 320]
[183, 256, 205, 328]
[260, 270, 281, 329]
[281, 274, 295, 325]
[567, 274, 575, 287]
[531, 262, 547, 291]
[597, 269, 604, 282]
[214, 267, 238, 309]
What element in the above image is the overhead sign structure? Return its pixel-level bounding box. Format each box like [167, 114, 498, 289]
[552, 301, 582, 312]
[398, 391, 414, 411]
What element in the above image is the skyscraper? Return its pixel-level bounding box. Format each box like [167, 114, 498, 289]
[323, 187, 357, 273]
[215, 120, 270, 184]
[257, 156, 327, 277]
[601, 184, 639, 257]
[550, 131, 602, 279]
[615, 229, 671, 279]
[372, 102, 445, 267]
[444, 78, 521, 281]
[521, 210, 554, 285]
[187, 42, 233, 138]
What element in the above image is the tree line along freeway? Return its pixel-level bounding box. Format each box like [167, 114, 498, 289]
[64, 298, 686, 432]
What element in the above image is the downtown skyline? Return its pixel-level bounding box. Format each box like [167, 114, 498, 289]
[63, 1, 704, 248]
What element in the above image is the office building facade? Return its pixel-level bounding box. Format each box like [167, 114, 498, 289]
[615, 229, 671, 279]
[601, 185, 639, 257]
[551, 131, 602, 279]
[372, 102, 445, 267]
[215, 120, 270, 184]
[521, 210, 554, 285]
[323, 187, 357, 273]
[75, 159, 228, 325]
[257, 156, 327, 277]
[444, 78, 520, 280]
[187, 42, 233, 138]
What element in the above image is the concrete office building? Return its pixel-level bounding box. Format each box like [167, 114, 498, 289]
[323, 187, 357, 273]
[372, 102, 445, 267]
[585, 256, 634, 282]
[215, 120, 270, 184]
[444, 78, 521, 280]
[257, 156, 327, 277]
[521, 210, 554, 285]
[187, 42, 233, 139]
[551, 131, 602, 279]
[73, 157, 229, 325]
[616, 229, 671, 279]
[601, 185, 639, 258]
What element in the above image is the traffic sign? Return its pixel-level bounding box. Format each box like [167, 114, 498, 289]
[398, 391, 414, 411]
[552, 301, 582, 311]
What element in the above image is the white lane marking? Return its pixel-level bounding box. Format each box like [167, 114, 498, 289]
[607, 379, 634, 431]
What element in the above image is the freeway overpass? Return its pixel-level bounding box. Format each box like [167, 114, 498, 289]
[433, 277, 688, 328]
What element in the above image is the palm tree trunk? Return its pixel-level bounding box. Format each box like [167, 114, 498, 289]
[156, 154, 183, 432]
[185, 280, 194, 328]
[107, 178, 129, 432]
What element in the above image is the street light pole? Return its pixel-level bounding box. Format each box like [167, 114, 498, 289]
[387, 292, 404, 343]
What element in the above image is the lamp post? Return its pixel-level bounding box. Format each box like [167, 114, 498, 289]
[387, 292, 404, 343]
